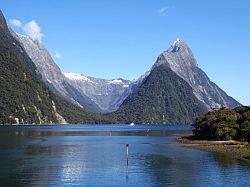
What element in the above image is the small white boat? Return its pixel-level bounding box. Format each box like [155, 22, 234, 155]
[129, 123, 135, 126]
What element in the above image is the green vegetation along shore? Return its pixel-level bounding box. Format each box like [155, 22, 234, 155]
[179, 106, 250, 161]
[193, 106, 250, 142]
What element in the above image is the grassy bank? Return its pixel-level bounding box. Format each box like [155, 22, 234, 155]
[178, 136, 250, 161]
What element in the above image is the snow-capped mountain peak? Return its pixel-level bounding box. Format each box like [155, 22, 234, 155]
[173, 38, 180, 45]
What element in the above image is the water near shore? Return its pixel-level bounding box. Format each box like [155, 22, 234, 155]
[0, 125, 249, 186]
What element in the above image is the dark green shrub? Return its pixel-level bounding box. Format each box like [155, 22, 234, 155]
[214, 125, 237, 141]
[239, 121, 250, 142]
[192, 107, 250, 142]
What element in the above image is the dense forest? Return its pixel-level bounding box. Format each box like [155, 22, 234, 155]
[110, 64, 208, 124]
[52, 94, 113, 124]
[192, 106, 250, 142]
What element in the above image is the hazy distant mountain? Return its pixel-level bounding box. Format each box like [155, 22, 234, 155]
[64, 71, 149, 112]
[12, 32, 101, 112]
[112, 39, 241, 124]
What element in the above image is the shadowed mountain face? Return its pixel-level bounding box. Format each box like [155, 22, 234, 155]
[154, 39, 241, 110]
[0, 11, 8, 31]
[112, 64, 208, 124]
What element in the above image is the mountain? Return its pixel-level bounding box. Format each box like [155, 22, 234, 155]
[3, 4, 241, 125]
[111, 39, 241, 124]
[0, 10, 106, 124]
[64, 71, 149, 112]
[111, 64, 207, 124]
[12, 32, 149, 113]
[153, 38, 241, 109]
[11, 33, 101, 112]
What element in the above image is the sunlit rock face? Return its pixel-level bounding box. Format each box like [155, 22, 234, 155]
[12, 33, 101, 112]
[153, 38, 241, 109]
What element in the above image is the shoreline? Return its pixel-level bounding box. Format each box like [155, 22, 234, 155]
[178, 135, 250, 161]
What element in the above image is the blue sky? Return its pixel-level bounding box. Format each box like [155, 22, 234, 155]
[0, 0, 249, 105]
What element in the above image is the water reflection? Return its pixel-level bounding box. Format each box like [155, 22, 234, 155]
[0, 125, 249, 186]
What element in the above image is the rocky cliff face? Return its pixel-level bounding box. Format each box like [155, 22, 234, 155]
[153, 38, 241, 109]
[12, 33, 101, 112]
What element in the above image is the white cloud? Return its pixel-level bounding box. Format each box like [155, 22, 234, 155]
[9, 19, 22, 28]
[158, 6, 168, 16]
[54, 51, 62, 59]
[23, 20, 44, 42]
[9, 18, 44, 42]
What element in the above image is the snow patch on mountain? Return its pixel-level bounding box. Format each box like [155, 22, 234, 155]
[64, 72, 94, 83]
[107, 79, 130, 88]
[169, 38, 181, 52]
[108, 79, 124, 84]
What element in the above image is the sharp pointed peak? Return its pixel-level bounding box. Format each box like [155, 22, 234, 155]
[166, 38, 189, 53]
[169, 38, 181, 52]
[173, 38, 181, 44]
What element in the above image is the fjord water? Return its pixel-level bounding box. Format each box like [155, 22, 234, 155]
[0, 125, 249, 186]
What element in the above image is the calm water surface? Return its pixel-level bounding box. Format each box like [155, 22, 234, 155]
[0, 125, 249, 186]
